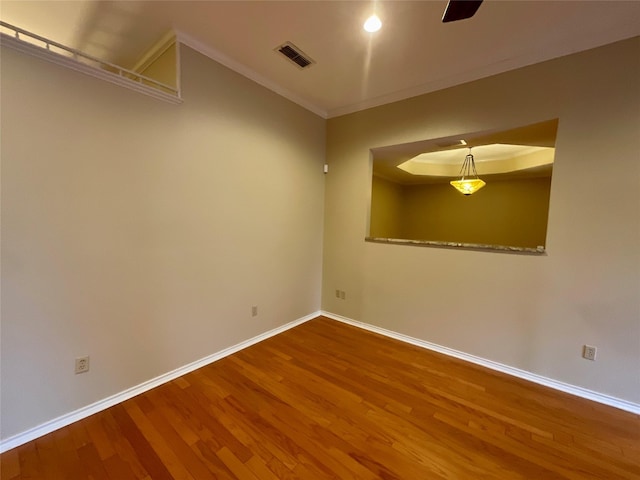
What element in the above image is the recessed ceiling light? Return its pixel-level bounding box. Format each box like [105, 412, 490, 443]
[363, 14, 382, 33]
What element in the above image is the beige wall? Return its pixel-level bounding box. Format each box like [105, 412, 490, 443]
[323, 38, 640, 403]
[0, 45, 325, 439]
[396, 176, 551, 248]
[1, 35, 638, 443]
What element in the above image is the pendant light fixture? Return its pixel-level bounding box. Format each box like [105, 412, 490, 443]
[450, 148, 486, 195]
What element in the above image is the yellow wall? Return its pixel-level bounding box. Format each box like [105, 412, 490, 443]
[140, 42, 177, 90]
[371, 176, 552, 248]
[369, 175, 404, 238]
[323, 37, 640, 404]
[0, 45, 325, 439]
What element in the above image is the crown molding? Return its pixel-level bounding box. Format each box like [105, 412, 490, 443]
[175, 30, 327, 119]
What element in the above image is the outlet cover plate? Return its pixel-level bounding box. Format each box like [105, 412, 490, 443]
[75, 356, 90, 374]
[583, 345, 597, 361]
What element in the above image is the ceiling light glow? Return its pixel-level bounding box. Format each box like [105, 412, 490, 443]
[364, 14, 382, 32]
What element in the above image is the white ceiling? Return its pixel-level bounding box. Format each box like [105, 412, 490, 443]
[1, 1, 639, 118]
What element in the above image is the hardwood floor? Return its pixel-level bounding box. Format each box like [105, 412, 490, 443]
[2, 316, 639, 479]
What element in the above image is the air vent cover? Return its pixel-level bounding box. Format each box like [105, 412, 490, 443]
[276, 42, 315, 69]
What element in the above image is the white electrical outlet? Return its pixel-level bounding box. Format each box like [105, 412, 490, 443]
[335, 289, 340, 298]
[340, 290, 346, 300]
[582, 345, 597, 361]
[75, 356, 90, 374]
[252, 306, 258, 317]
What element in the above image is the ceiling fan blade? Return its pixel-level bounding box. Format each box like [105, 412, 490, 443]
[442, 0, 483, 23]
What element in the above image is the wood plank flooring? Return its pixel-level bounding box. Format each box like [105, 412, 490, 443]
[2, 316, 639, 479]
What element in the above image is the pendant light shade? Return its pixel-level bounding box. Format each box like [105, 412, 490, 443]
[450, 149, 486, 195]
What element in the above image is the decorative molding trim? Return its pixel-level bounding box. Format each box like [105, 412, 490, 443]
[175, 30, 327, 118]
[176, 40, 182, 96]
[0, 311, 320, 453]
[131, 30, 176, 75]
[321, 311, 640, 415]
[325, 32, 640, 118]
[0, 31, 182, 105]
[365, 237, 546, 255]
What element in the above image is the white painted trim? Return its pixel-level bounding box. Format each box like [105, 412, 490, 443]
[325, 32, 640, 118]
[5, 309, 635, 452]
[321, 311, 640, 415]
[0, 32, 182, 105]
[176, 39, 182, 97]
[175, 31, 327, 118]
[0, 311, 320, 453]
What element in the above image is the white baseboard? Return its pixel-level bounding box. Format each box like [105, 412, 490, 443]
[321, 311, 640, 415]
[0, 311, 320, 453]
[5, 309, 636, 453]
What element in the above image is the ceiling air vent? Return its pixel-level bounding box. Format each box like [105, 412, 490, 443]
[276, 42, 315, 69]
